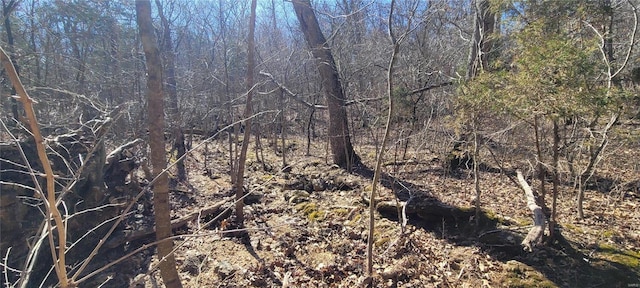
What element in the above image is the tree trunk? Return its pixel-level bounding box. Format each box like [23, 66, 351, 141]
[533, 116, 547, 207]
[233, 0, 257, 226]
[156, 0, 186, 182]
[366, 0, 399, 278]
[292, 0, 360, 170]
[473, 123, 481, 228]
[467, 0, 496, 78]
[3, 0, 20, 122]
[135, 2, 183, 287]
[577, 113, 618, 219]
[550, 120, 560, 239]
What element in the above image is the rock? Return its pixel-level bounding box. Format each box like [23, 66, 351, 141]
[312, 178, 327, 191]
[182, 251, 206, 275]
[244, 191, 263, 205]
[214, 260, 237, 278]
[286, 190, 310, 204]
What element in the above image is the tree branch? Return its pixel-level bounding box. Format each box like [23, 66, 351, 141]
[259, 70, 327, 110]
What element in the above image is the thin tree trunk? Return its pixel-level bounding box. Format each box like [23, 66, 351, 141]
[550, 120, 560, 239]
[534, 116, 547, 207]
[135, 2, 183, 287]
[307, 107, 315, 156]
[280, 90, 287, 167]
[292, 0, 360, 170]
[366, 0, 398, 280]
[577, 113, 618, 218]
[156, 0, 186, 182]
[473, 121, 481, 228]
[3, 0, 20, 121]
[233, 0, 257, 226]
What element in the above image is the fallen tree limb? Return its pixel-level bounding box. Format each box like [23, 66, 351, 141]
[105, 198, 231, 248]
[516, 169, 545, 252]
[106, 138, 144, 166]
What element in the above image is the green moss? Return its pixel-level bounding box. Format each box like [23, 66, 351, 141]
[459, 206, 475, 213]
[332, 208, 349, 217]
[347, 214, 362, 226]
[294, 202, 325, 222]
[598, 243, 640, 269]
[503, 261, 558, 288]
[476, 209, 512, 225]
[514, 217, 533, 226]
[295, 202, 316, 214]
[598, 243, 617, 251]
[601, 230, 615, 238]
[308, 210, 326, 221]
[484, 210, 499, 220]
[563, 223, 584, 234]
[375, 236, 390, 247]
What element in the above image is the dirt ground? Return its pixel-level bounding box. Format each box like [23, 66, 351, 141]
[110, 134, 639, 288]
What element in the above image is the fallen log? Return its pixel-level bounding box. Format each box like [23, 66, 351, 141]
[516, 170, 546, 252]
[105, 198, 231, 248]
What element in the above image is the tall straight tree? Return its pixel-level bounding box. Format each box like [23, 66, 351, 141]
[467, 0, 495, 79]
[292, 0, 360, 170]
[233, 0, 257, 226]
[135, 1, 183, 287]
[155, 0, 187, 182]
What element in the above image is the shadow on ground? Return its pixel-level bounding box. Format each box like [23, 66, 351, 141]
[352, 164, 640, 288]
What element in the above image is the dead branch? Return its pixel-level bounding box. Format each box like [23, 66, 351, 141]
[516, 170, 545, 252]
[105, 139, 144, 166]
[0, 46, 70, 287]
[408, 81, 454, 95]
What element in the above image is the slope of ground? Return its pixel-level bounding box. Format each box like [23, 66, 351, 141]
[122, 136, 639, 288]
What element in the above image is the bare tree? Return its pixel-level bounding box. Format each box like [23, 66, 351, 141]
[232, 0, 258, 226]
[292, 0, 360, 170]
[467, 0, 495, 78]
[155, 0, 187, 182]
[135, 1, 182, 287]
[366, 0, 400, 281]
[2, 0, 20, 121]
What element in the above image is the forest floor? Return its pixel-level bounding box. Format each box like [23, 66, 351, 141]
[114, 135, 639, 288]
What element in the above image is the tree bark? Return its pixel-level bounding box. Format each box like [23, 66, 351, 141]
[292, 0, 360, 170]
[533, 116, 547, 208]
[233, 0, 257, 226]
[367, 0, 399, 276]
[135, 1, 183, 287]
[516, 170, 546, 252]
[156, 0, 186, 182]
[577, 113, 617, 219]
[550, 120, 560, 238]
[3, 0, 20, 122]
[467, 0, 495, 79]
